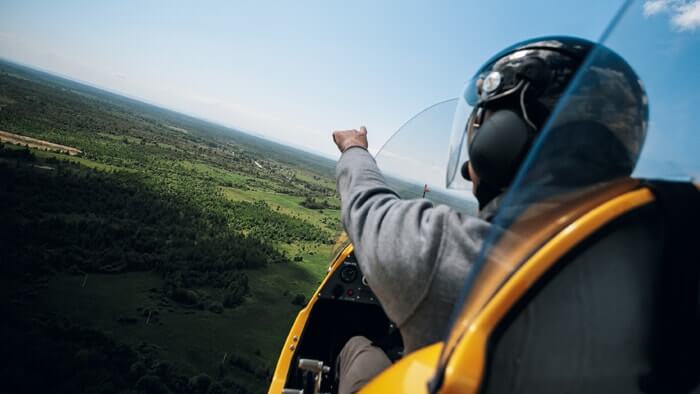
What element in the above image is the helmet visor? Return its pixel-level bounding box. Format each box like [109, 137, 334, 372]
[445, 95, 475, 189]
[463, 73, 482, 107]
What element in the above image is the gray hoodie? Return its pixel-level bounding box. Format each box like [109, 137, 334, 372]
[336, 147, 492, 353]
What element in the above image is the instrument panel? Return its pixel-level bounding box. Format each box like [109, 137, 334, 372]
[318, 252, 378, 304]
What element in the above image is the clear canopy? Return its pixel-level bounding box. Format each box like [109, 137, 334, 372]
[375, 99, 479, 216]
[373, 0, 699, 382]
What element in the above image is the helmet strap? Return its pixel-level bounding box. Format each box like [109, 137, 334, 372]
[519, 82, 537, 130]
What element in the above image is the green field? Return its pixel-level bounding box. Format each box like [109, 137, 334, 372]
[0, 59, 340, 394]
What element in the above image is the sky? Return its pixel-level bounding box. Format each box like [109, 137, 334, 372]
[0, 0, 622, 158]
[0, 0, 698, 177]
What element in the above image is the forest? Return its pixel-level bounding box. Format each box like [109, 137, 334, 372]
[0, 59, 342, 394]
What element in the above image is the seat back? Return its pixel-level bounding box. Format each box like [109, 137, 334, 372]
[482, 204, 660, 393]
[479, 181, 699, 394]
[433, 181, 699, 394]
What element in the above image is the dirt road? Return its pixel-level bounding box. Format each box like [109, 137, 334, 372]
[0, 130, 82, 156]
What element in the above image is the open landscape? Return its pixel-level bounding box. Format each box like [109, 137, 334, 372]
[0, 59, 344, 394]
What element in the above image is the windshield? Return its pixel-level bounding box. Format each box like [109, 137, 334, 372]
[375, 99, 479, 216]
[437, 0, 699, 379]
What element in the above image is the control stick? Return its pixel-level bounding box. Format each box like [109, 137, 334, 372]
[282, 358, 331, 394]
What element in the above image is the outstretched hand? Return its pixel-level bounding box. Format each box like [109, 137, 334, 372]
[333, 126, 368, 153]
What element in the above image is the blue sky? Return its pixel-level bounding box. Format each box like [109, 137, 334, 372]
[0, 0, 698, 179]
[0, 0, 621, 157]
[607, 0, 700, 179]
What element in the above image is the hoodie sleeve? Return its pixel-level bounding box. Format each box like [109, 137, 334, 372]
[336, 147, 489, 326]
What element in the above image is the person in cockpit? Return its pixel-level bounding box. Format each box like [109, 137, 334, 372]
[331, 36, 648, 394]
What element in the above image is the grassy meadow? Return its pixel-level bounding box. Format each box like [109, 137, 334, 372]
[0, 59, 342, 394]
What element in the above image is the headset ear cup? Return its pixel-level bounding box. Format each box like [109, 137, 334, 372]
[468, 110, 533, 187]
[460, 161, 471, 181]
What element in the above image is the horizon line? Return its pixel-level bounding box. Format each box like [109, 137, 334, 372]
[0, 56, 339, 162]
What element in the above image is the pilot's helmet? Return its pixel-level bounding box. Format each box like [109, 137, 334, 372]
[446, 36, 649, 208]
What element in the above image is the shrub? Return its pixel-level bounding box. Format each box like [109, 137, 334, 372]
[207, 382, 226, 394]
[188, 373, 212, 394]
[208, 302, 223, 314]
[223, 290, 245, 308]
[170, 288, 199, 305]
[129, 361, 147, 380]
[299, 197, 330, 210]
[291, 294, 306, 306]
[135, 375, 169, 394]
[222, 274, 249, 308]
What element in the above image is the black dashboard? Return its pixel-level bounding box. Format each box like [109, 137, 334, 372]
[317, 252, 378, 305]
[283, 250, 402, 393]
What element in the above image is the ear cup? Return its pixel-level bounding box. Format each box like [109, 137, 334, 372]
[460, 161, 471, 181]
[468, 110, 533, 187]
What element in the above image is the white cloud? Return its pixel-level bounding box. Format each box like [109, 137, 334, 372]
[672, 1, 700, 30]
[644, 0, 670, 16]
[643, 0, 700, 30]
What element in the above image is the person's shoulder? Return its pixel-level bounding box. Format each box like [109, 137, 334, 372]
[430, 204, 492, 251]
[429, 203, 491, 227]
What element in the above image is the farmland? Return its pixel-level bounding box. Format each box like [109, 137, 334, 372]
[0, 59, 342, 394]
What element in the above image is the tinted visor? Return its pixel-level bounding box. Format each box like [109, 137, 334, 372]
[445, 96, 474, 189]
[464, 75, 481, 107]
